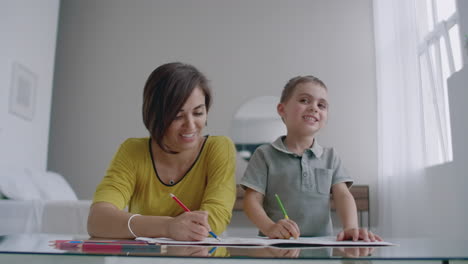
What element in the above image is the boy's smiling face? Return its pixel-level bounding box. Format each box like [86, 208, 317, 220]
[277, 82, 328, 137]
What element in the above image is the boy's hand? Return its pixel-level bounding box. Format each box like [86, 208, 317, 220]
[263, 219, 300, 239]
[336, 228, 382, 242]
[333, 247, 375, 257]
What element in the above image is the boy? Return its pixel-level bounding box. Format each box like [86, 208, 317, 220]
[240, 76, 381, 241]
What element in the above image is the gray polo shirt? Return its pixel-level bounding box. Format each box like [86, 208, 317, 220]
[240, 136, 353, 236]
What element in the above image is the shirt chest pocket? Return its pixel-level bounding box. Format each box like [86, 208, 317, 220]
[314, 168, 333, 195]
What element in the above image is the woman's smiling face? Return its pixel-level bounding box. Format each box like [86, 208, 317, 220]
[163, 86, 207, 152]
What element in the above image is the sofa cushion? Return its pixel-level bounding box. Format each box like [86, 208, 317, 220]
[0, 167, 43, 200]
[0, 167, 77, 200]
[34, 171, 77, 200]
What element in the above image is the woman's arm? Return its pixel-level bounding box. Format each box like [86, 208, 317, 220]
[199, 137, 237, 234]
[87, 202, 210, 240]
[87, 202, 169, 238]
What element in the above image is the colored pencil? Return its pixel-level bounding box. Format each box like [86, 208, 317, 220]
[208, 246, 217, 255]
[170, 193, 221, 241]
[51, 240, 147, 245]
[51, 241, 161, 253]
[275, 194, 289, 219]
[80, 243, 161, 253]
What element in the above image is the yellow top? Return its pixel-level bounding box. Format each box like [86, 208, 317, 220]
[93, 136, 236, 235]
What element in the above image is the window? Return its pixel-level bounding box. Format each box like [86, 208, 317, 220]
[416, 0, 462, 166]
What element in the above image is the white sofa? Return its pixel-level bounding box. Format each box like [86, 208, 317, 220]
[0, 199, 91, 235]
[0, 167, 91, 235]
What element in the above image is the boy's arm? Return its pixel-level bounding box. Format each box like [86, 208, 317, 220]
[332, 183, 381, 241]
[243, 188, 300, 239]
[332, 182, 359, 231]
[243, 188, 275, 232]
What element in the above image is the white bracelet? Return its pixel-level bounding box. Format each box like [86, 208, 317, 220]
[127, 214, 141, 238]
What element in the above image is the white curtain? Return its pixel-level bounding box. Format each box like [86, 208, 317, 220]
[373, 0, 428, 237]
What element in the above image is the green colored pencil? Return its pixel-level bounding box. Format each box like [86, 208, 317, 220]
[275, 194, 289, 219]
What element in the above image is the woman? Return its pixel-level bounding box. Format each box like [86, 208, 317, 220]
[87, 62, 236, 241]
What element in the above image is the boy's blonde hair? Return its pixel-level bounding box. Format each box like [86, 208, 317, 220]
[280, 75, 327, 103]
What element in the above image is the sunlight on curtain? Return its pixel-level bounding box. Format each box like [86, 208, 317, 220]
[417, 0, 461, 166]
[374, 0, 462, 237]
[373, 0, 427, 237]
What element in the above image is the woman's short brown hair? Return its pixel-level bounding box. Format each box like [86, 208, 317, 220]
[280, 75, 327, 103]
[142, 62, 211, 152]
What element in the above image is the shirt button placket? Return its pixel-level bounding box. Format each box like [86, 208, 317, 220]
[301, 156, 311, 188]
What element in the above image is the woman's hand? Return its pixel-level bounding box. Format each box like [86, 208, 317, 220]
[167, 211, 210, 241]
[263, 219, 300, 239]
[336, 228, 382, 242]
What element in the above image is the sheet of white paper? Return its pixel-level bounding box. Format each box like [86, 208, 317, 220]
[137, 236, 395, 248]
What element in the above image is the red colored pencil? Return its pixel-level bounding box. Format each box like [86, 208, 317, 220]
[169, 193, 221, 241]
[170, 193, 191, 212]
[51, 240, 147, 245]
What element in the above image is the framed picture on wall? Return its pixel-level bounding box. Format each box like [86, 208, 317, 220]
[9, 62, 37, 121]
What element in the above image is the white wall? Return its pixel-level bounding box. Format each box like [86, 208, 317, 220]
[49, 0, 378, 215]
[426, 66, 468, 239]
[231, 96, 286, 144]
[0, 0, 59, 171]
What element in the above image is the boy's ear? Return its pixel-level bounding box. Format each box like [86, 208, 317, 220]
[277, 103, 285, 117]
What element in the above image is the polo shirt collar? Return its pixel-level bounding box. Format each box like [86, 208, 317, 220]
[271, 136, 324, 158]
